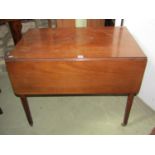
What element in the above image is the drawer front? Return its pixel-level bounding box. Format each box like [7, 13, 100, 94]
[6, 59, 146, 95]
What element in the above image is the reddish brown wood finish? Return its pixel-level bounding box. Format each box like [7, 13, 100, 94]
[5, 27, 147, 126]
[8, 20, 22, 45]
[122, 94, 134, 126]
[7, 28, 146, 59]
[20, 96, 33, 126]
[150, 127, 155, 135]
[47, 19, 52, 28]
[57, 19, 75, 28]
[6, 59, 146, 95]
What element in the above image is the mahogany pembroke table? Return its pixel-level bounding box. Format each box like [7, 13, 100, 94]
[5, 27, 147, 126]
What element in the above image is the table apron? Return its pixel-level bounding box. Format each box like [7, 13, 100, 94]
[6, 59, 146, 95]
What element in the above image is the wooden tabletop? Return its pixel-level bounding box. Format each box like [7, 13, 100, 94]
[7, 27, 146, 60]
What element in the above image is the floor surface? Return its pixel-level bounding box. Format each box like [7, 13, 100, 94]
[0, 72, 155, 135]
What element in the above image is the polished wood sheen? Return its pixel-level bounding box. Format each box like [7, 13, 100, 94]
[6, 28, 146, 59]
[5, 27, 147, 126]
[6, 60, 146, 95]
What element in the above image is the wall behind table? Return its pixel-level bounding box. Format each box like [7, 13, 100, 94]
[124, 19, 155, 110]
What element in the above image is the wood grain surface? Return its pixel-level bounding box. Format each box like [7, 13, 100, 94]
[6, 58, 146, 95]
[6, 27, 146, 60]
[5, 27, 147, 95]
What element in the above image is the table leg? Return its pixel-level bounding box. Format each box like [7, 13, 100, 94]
[122, 94, 134, 126]
[0, 89, 2, 114]
[0, 107, 3, 114]
[20, 96, 33, 126]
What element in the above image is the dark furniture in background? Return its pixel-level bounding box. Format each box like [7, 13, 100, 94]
[8, 20, 22, 45]
[0, 19, 115, 45]
[0, 19, 23, 45]
[105, 19, 115, 26]
[48, 19, 113, 28]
